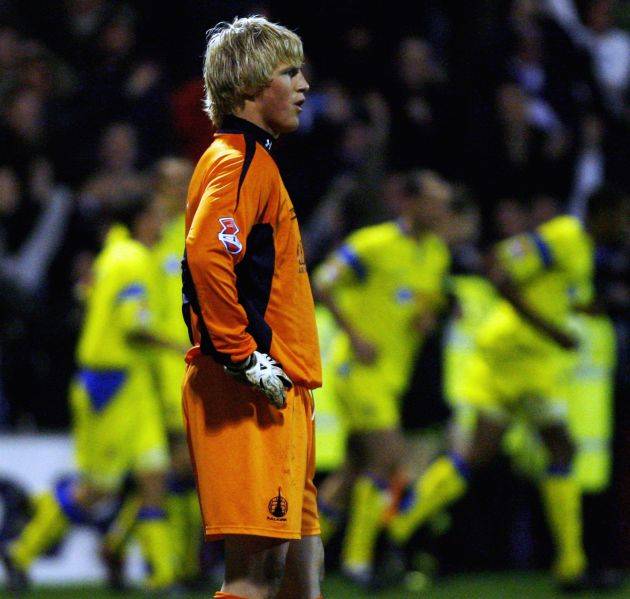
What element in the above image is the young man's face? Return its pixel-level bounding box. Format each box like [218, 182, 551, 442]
[256, 62, 309, 136]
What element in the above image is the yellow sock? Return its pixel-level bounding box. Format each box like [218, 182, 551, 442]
[102, 494, 141, 555]
[166, 492, 187, 579]
[540, 472, 586, 582]
[182, 489, 202, 580]
[341, 474, 390, 574]
[166, 485, 201, 581]
[135, 507, 175, 589]
[10, 492, 69, 570]
[388, 454, 468, 545]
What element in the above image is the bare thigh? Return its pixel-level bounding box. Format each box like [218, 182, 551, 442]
[351, 429, 407, 478]
[452, 413, 506, 469]
[222, 535, 290, 599]
[277, 534, 324, 599]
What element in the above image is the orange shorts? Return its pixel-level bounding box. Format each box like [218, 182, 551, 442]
[182, 355, 320, 541]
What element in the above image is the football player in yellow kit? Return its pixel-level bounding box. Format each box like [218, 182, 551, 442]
[388, 190, 628, 589]
[313, 170, 454, 587]
[98, 158, 203, 589]
[1, 197, 180, 592]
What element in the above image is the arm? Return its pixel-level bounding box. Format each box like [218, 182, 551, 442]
[313, 251, 377, 364]
[485, 250, 578, 349]
[185, 155, 258, 364]
[1, 187, 72, 295]
[127, 330, 187, 354]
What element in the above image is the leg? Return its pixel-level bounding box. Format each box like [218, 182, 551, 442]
[341, 429, 406, 580]
[316, 439, 361, 543]
[539, 422, 586, 583]
[7, 475, 109, 573]
[3, 488, 72, 590]
[540, 423, 575, 471]
[100, 492, 141, 591]
[277, 535, 325, 599]
[221, 535, 290, 599]
[166, 431, 202, 582]
[388, 413, 506, 545]
[134, 468, 176, 590]
[3, 476, 115, 592]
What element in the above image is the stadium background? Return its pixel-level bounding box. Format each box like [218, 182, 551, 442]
[0, 0, 628, 595]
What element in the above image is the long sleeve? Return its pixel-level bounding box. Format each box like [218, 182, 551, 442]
[185, 153, 260, 363]
[0, 188, 72, 295]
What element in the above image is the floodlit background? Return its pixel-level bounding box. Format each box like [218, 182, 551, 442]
[0, 0, 628, 596]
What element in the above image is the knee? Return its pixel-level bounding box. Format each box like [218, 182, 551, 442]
[545, 426, 576, 469]
[137, 470, 167, 507]
[261, 551, 287, 594]
[169, 433, 192, 475]
[550, 434, 576, 469]
[316, 539, 325, 586]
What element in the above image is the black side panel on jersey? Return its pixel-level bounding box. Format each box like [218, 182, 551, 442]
[234, 224, 274, 354]
[235, 134, 256, 211]
[181, 250, 232, 365]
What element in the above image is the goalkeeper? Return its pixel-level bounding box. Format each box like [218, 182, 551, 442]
[181, 15, 324, 599]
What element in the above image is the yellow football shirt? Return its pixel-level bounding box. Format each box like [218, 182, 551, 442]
[477, 215, 594, 358]
[76, 225, 159, 369]
[315, 221, 450, 396]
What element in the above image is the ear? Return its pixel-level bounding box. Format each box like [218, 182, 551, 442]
[241, 89, 257, 101]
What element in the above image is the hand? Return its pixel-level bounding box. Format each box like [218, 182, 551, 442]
[225, 351, 293, 409]
[349, 334, 377, 365]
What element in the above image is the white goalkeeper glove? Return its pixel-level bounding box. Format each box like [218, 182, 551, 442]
[224, 350, 293, 409]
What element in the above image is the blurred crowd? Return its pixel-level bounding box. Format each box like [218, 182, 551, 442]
[0, 0, 628, 438]
[0, 0, 628, 590]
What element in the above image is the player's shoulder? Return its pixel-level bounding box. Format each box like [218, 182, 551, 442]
[197, 135, 277, 195]
[538, 214, 584, 241]
[199, 138, 246, 178]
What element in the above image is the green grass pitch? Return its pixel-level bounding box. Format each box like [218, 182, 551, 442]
[14, 571, 630, 598]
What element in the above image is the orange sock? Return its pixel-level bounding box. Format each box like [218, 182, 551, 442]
[383, 468, 411, 523]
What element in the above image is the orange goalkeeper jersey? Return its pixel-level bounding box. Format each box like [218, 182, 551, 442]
[183, 115, 321, 389]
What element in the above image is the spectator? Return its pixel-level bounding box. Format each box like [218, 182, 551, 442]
[387, 35, 451, 172]
[80, 121, 149, 211]
[0, 25, 21, 106]
[0, 161, 72, 428]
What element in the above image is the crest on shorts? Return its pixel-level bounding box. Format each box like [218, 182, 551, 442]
[267, 487, 288, 521]
[218, 217, 242, 254]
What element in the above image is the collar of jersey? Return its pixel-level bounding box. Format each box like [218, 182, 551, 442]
[218, 115, 274, 154]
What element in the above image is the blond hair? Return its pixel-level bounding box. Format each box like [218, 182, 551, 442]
[202, 16, 303, 127]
